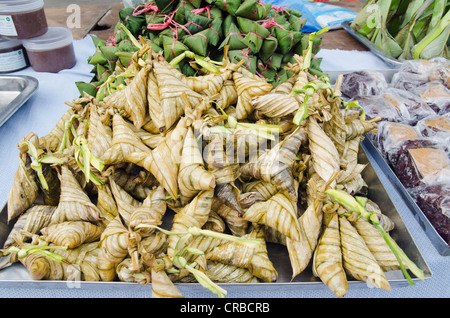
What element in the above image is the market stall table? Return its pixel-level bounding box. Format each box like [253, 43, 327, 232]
[0, 1, 448, 299]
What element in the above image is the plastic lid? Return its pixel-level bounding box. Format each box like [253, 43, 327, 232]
[0, 37, 22, 50]
[22, 27, 73, 51]
[0, 0, 44, 13]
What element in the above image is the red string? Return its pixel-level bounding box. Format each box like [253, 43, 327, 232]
[191, 6, 211, 19]
[241, 47, 250, 69]
[133, 3, 159, 16]
[259, 17, 294, 47]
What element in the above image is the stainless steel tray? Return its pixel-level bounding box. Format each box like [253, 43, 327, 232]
[341, 21, 403, 69]
[361, 137, 450, 256]
[0, 147, 432, 292]
[0, 75, 39, 128]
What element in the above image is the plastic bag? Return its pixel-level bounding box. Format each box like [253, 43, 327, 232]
[263, 0, 357, 32]
[415, 114, 450, 141]
[340, 70, 388, 98]
[375, 121, 419, 162]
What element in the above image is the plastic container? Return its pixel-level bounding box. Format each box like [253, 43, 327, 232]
[22, 27, 76, 73]
[0, 37, 28, 73]
[0, 0, 47, 39]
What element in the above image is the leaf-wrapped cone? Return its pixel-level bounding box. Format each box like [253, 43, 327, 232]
[211, 196, 250, 237]
[7, 155, 39, 222]
[167, 190, 214, 260]
[21, 242, 101, 281]
[242, 180, 278, 202]
[345, 119, 377, 141]
[243, 191, 301, 241]
[102, 114, 151, 165]
[87, 105, 113, 159]
[206, 227, 277, 282]
[127, 117, 188, 199]
[353, 218, 401, 272]
[206, 262, 258, 283]
[337, 138, 367, 184]
[41, 221, 104, 249]
[3, 205, 55, 249]
[98, 215, 130, 281]
[216, 79, 238, 109]
[152, 60, 204, 132]
[40, 108, 76, 152]
[339, 215, 392, 291]
[307, 117, 340, 189]
[312, 213, 348, 298]
[151, 268, 185, 298]
[178, 127, 216, 205]
[105, 64, 150, 129]
[109, 177, 141, 227]
[233, 69, 273, 120]
[240, 126, 306, 202]
[251, 92, 300, 118]
[129, 185, 167, 237]
[96, 183, 119, 224]
[50, 166, 103, 224]
[322, 98, 347, 157]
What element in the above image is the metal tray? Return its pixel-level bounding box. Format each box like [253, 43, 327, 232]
[0, 147, 432, 292]
[341, 21, 403, 69]
[361, 137, 450, 256]
[0, 75, 39, 128]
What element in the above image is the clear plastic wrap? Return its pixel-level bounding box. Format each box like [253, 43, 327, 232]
[415, 114, 450, 142]
[410, 183, 450, 244]
[375, 121, 419, 162]
[340, 70, 388, 98]
[408, 81, 450, 115]
[381, 87, 436, 125]
[393, 139, 450, 189]
[355, 94, 402, 122]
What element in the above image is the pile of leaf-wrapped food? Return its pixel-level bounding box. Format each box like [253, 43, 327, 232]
[1, 38, 425, 298]
[351, 0, 449, 61]
[76, 0, 325, 99]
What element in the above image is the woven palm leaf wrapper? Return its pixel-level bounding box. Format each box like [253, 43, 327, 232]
[1, 33, 426, 299]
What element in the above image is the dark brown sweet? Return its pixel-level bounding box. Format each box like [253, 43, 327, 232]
[26, 43, 76, 73]
[415, 184, 450, 244]
[1, 7, 47, 39]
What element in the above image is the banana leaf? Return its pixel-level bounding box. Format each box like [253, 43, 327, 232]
[183, 29, 211, 56]
[237, 17, 270, 53]
[209, 10, 224, 46]
[258, 35, 278, 63]
[154, 0, 178, 14]
[228, 49, 257, 73]
[119, 7, 146, 34]
[274, 27, 303, 55]
[76, 81, 101, 98]
[184, 9, 212, 34]
[162, 35, 190, 62]
[219, 22, 247, 50]
[235, 0, 271, 20]
[214, 0, 242, 16]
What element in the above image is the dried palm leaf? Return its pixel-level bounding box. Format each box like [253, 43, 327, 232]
[167, 190, 214, 260]
[129, 185, 167, 237]
[96, 182, 119, 224]
[178, 127, 216, 205]
[50, 166, 103, 224]
[87, 105, 113, 159]
[353, 218, 401, 272]
[40, 107, 76, 152]
[233, 70, 273, 120]
[41, 221, 104, 249]
[3, 205, 55, 250]
[251, 93, 300, 118]
[240, 126, 306, 202]
[206, 262, 258, 283]
[109, 177, 141, 227]
[307, 117, 340, 189]
[127, 117, 188, 199]
[243, 190, 301, 241]
[312, 213, 348, 298]
[151, 268, 184, 298]
[98, 216, 130, 281]
[102, 114, 151, 165]
[339, 215, 391, 291]
[7, 155, 39, 222]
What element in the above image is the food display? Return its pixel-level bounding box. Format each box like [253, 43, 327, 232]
[350, 0, 449, 61]
[341, 58, 450, 247]
[0, 1, 432, 299]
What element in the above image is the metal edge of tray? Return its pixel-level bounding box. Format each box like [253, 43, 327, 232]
[341, 21, 403, 69]
[0, 146, 432, 293]
[361, 137, 450, 256]
[0, 75, 39, 128]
